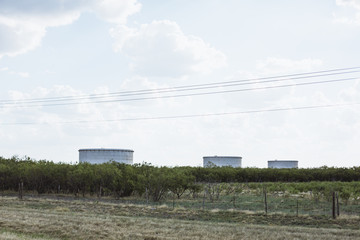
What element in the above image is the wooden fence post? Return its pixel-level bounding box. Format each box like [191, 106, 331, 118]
[18, 181, 23, 200]
[296, 199, 299, 217]
[264, 187, 268, 215]
[336, 192, 340, 216]
[173, 192, 175, 210]
[233, 193, 237, 208]
[98, 185, 102, 199]
[202, 188, 207, 210]
[332, 192, 336, 219]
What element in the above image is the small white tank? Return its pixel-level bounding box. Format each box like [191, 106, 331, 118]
[79, 148, 133, 164]
[268, 160, 298, 169]
[203, 156, 242, 167]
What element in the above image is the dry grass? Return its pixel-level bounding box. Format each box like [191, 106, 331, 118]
[0, 230, 59, 240]
[0, 197, 359, 240]
[53, 207, 70, 212]
[210, 208, 220, 213]
[337, 214, 360, 220]
[156, 204, 169, 209]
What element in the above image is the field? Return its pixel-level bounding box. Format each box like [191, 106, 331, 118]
[1, 196, 360, 240]
[1, 159, 360, 239]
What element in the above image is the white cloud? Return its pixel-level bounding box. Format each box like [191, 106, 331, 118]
[0, 66, 29, 78]
[334, 0, 360, 25]
[93, 0, 141, 24]
[0, 65, 30, 78]
[0, 1, 224, 78]
[110, 20, 227, 77]
[10, 71, 29, 78]
[336, 0, 360, 9]
[256, 57, 323, 75]
[0, 9, 81, 57]
[218, 57, 324, 111]
[339, 79, 360, 101]
[0, 0, 141, 58]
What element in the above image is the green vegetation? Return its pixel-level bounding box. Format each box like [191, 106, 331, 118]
[1, 156, 360, 216]
[1, 156, 360, 200]
[1, 156, 360, 239]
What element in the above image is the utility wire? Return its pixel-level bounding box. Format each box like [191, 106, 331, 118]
[2, 101, 359, 125]
[1, 66, 359, 105]
[1, 69, 358, 104]
[1, 76, 358, 108]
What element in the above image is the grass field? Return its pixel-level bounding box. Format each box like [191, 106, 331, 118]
[0, 196, 360, 239]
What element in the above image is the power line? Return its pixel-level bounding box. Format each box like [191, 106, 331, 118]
[2, 101, 359, 125]
[4, 70, 360, 103]
[1, 76, 358, 108]
[1, 67, 359, 106]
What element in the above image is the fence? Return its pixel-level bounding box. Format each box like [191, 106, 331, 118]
[6, 182, 360, 218]
[137, 187, 360, 218]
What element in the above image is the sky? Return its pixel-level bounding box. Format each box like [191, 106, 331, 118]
[0, 0, 360, 168]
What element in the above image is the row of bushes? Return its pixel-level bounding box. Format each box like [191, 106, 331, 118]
[191, 165, 360, 182]
[0, 156, 360, 201]
[0, 157, 197, 201]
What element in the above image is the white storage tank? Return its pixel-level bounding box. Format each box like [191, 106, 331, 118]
[203, 156, 242, 167]
[79, 148, 133, 164]
[268, 160, 298, 169]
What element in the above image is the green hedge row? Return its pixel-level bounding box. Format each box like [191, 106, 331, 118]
[0, 156, 359, 200]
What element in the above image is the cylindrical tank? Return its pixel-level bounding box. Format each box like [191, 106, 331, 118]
[203, 156, 242, 168]
[79, 148, 133, 164]
[268, 160, 298, 169]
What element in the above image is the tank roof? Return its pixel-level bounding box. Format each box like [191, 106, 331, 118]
[79, 148, 134, 152]
[268, 160, 298, 162]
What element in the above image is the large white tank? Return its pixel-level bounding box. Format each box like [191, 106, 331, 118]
[268, 160, 298, 169]
[203, 156, 242, 167]
[79, 148, 133, 164]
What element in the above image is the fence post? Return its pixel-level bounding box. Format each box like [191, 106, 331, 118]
[296, 199, 299, 217]
[173, 192, 175, 210]
[332, 192, 336, 219]
[98, 185, 102, 199]
[18, 181, 23, 200]
[202, 188, 207, 210]
[263, 187, 268, 215]
[336, 192, 340, 216]
[233, 193, 237, 208]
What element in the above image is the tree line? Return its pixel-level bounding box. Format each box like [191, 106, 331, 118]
[0, 156, 359, 201]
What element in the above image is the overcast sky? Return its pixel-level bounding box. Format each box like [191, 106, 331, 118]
[1, 0, 360, 167]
